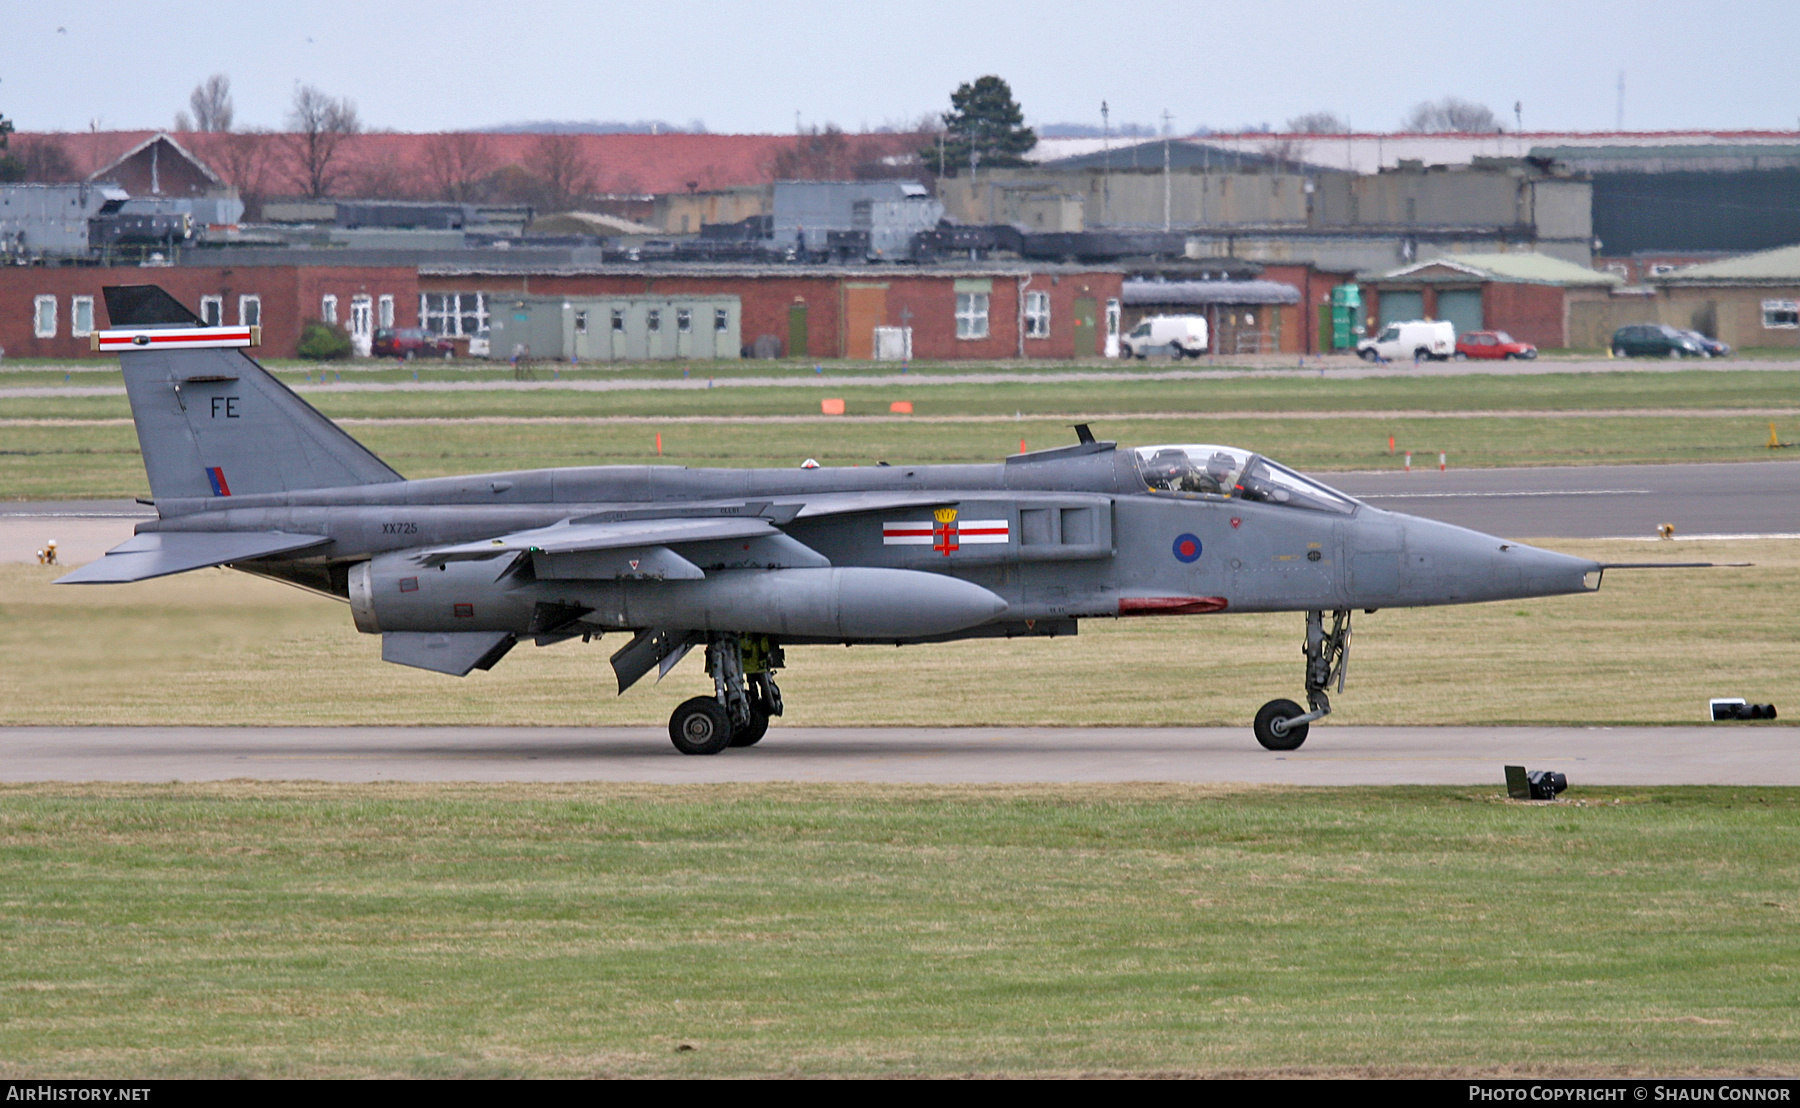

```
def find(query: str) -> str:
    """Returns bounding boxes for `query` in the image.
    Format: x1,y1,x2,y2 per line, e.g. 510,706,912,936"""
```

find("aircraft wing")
56,531,331,584
777,492,959,519
417,516,780,566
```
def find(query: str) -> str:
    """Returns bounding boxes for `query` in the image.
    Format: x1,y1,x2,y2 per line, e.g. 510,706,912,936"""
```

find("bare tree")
285,84,361,198
422,132,496,202
522,132,595,210
195,129,275,218
1284,110,1350,134
771,124,853,180
347,155,411,199
1401,97,1500,133
0,136,77,182
1258,137,1309,170
187,75,234,133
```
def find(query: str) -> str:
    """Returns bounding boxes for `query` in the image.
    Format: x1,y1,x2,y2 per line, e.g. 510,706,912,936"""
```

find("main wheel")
1253,698,1310,751
1612,347,1627,358
1453,351,1468,361
1358,348,1379,363
728,705,770,747
670,696,732,755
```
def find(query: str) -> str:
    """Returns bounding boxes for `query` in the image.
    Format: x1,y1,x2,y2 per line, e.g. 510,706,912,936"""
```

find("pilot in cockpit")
1142,449,1225,494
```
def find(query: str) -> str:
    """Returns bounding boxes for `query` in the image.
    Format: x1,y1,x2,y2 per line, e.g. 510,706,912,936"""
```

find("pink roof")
18,129,924,198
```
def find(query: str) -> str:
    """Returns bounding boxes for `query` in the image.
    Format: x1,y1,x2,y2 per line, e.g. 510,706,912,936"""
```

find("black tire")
728,706,770,747
442,349,454,360
1253,698,1309,751
1413,347,1431,361
1358,348,1379,363
1612,347,1627,358
670,696,732,755
404,349,416,361
1454,351,1468,361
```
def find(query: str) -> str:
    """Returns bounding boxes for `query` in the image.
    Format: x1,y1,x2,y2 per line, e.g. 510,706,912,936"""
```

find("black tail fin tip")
103,286,205,328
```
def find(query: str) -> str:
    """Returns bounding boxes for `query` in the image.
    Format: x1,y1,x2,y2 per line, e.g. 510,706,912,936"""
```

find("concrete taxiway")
2,725,1793,785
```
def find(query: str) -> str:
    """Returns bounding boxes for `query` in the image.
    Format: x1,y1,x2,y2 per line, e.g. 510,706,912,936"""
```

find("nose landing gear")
1253,609,1350,751
667,632,786,755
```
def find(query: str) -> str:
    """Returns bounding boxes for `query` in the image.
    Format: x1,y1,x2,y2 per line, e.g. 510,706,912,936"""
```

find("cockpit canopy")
1132,445,1359,514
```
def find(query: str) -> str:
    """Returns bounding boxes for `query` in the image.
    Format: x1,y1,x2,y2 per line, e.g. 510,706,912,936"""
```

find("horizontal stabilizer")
382,631,517,676
419,516,777,565
55,531,330,584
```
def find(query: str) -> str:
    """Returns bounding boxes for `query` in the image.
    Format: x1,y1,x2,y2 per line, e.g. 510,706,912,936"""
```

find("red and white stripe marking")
93,326,259,352
882,519,1011,546
956,520,1010,544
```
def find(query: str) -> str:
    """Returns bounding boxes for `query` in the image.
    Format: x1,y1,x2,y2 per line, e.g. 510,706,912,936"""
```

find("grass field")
0,537,1790,728
5,361,1796,1078
8,365,1800,420
3,415,1795,499
0,781,1795,1077
6,364,1800,498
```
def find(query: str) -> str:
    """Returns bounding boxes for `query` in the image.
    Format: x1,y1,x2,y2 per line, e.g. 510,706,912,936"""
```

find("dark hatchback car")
1678,329,1732,358
371,327,455,359
1610,324,1705,358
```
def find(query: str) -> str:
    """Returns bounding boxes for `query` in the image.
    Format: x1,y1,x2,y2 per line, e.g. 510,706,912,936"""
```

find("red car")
371,327,455,360
1454,331,1537,360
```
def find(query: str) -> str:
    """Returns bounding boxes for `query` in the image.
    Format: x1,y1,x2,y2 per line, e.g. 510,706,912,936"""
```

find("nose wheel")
1254,609,1350,751
667,632,785,754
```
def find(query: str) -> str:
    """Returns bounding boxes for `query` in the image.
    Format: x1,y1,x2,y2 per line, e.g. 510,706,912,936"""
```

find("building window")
611,309,625,332
239,295,261,328
377,294,394,329
321,294,338,324
647,309,661,333
201,295,223,327
574,310,588,335
33,295,56,338
956,292,989,339
715,308,729,332
1024,291,1050,339
1763,300,1799,329
71,296,95,337
420,292,488,337
677,308,692,333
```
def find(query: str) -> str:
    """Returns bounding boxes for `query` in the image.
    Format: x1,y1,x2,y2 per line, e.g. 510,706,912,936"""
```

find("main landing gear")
1253,609,1350,751
668,632,785,755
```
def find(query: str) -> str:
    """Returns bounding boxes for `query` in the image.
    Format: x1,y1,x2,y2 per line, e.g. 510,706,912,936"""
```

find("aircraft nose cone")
1396,515,1600,604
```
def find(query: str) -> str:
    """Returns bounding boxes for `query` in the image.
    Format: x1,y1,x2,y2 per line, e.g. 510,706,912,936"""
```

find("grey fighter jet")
61,286,1634,753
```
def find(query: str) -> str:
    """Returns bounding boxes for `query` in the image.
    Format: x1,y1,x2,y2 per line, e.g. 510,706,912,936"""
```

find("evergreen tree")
924,76,1035,175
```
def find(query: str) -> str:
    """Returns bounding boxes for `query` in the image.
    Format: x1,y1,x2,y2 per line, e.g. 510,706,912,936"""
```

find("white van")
1120,315,1209,359
1357,319,1455,362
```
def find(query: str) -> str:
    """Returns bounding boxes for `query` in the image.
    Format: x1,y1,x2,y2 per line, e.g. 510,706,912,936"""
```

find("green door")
1378,290,1423,328
1073,297,1098,356
1436,289,1484,337
788,303,809,359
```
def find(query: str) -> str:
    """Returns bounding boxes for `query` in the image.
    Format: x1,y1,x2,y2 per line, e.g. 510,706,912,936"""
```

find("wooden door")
844,285,887,360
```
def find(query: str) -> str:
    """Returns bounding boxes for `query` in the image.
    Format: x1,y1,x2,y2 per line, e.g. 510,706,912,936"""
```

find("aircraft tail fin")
102,286,402,501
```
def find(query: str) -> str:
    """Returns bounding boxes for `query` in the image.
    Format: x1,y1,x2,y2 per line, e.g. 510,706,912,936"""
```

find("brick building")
0,265,419,359
418,264,1126,360
1364,253,1622,349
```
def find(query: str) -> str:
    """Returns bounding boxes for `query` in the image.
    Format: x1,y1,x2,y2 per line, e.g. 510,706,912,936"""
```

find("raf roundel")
1172,533,1203,563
